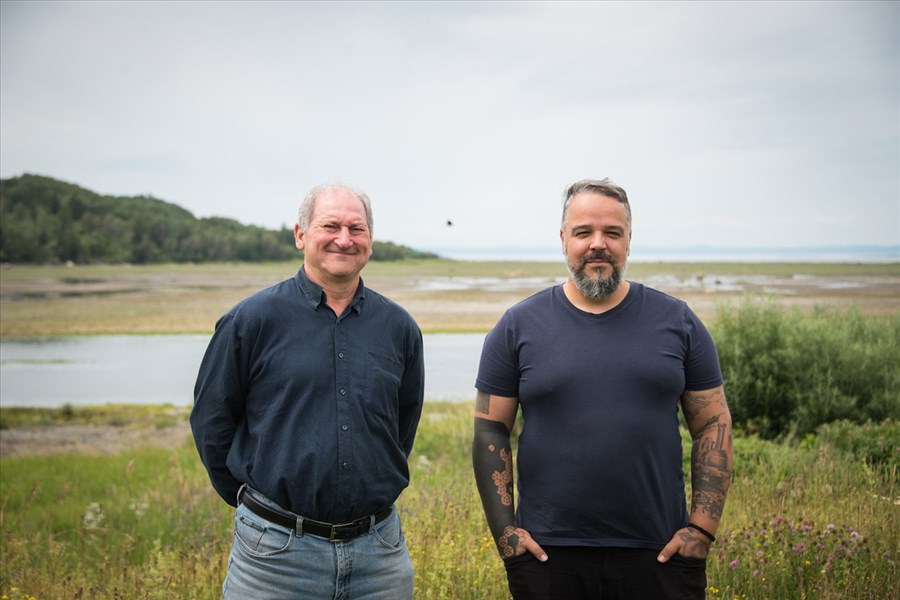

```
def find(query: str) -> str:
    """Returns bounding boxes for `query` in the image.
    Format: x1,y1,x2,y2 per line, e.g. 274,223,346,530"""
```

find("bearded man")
472,178,733,599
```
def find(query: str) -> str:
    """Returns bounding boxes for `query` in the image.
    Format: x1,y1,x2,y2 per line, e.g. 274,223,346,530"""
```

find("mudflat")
2,260,897,456
1,260,897,336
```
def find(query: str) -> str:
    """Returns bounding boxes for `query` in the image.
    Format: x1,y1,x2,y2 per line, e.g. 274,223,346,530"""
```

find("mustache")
579,251,617,267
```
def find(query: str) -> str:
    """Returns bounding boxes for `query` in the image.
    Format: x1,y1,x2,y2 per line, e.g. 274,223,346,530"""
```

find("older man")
192,183,425,599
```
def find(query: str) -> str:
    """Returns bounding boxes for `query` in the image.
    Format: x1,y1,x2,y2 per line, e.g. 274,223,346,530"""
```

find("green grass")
0,403,189,430
1,402,897,599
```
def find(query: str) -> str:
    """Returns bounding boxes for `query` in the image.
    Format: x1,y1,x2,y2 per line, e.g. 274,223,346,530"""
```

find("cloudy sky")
1,1,897,257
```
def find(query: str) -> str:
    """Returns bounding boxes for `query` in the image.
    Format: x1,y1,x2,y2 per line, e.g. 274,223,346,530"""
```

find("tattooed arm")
659,385,733,562
472,390,547,562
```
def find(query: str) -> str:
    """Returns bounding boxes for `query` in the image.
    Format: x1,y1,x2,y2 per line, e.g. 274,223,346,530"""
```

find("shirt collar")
295,266,366,314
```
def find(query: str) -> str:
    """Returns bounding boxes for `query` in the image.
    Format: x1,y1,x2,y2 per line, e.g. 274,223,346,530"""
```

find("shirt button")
342,462,350,470
341,424,349,431
340,388,347,396
338,352,344,359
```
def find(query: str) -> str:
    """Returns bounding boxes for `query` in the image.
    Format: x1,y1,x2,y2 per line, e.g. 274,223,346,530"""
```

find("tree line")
0,174,437,264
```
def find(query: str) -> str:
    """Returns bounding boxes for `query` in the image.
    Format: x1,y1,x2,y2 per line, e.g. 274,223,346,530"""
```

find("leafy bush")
712,299,899,438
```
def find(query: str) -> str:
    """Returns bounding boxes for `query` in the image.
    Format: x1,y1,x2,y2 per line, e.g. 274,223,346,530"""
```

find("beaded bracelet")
688,522,716,543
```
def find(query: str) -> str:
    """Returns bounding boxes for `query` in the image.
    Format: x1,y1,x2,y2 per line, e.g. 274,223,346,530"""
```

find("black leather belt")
238,487,392,541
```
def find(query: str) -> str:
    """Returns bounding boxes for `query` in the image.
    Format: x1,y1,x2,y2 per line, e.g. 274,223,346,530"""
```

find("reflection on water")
0,334,485,408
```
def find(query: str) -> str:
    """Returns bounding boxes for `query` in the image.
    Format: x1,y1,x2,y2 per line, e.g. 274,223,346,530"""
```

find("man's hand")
657,527,711,563
499,525,548,562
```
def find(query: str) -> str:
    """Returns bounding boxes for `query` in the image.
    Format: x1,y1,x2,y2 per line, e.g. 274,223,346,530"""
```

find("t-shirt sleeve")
683,307,724,391
475,312,521,397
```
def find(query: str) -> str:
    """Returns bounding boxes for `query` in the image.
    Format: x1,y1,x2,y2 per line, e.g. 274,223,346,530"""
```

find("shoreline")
2,261,897,457
2,261,899,338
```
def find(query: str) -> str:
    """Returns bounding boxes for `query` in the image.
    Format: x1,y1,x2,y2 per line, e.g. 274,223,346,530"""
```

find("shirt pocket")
365,351,403,417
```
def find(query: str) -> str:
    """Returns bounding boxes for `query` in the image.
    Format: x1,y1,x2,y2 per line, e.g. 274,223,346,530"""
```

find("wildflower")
129,500,149,517
82,502,106,529
729,559,739,568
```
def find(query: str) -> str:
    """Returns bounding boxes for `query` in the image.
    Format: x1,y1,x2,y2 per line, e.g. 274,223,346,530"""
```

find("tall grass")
1,402,897,599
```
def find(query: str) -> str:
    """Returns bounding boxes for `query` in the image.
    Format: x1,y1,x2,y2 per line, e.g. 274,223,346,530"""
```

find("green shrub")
712,300,899,438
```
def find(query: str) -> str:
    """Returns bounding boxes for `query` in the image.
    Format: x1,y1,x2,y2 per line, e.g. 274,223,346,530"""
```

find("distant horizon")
427,244,900,264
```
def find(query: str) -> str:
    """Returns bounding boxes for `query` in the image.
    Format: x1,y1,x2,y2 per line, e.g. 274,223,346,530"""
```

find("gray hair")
297,183,374,235
561,178,631,231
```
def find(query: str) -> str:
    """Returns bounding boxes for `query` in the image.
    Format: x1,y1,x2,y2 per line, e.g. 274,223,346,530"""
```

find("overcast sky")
1,1,897,256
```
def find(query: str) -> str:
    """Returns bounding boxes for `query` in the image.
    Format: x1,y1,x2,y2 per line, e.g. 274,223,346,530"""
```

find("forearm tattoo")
684,389,733,524
492,448,513,506
473,417,520,557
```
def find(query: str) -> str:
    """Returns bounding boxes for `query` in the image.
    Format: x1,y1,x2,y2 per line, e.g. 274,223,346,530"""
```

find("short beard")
568,251,625,300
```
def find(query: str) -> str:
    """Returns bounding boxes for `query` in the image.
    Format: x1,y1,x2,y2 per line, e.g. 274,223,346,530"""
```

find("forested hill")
0,174,437,264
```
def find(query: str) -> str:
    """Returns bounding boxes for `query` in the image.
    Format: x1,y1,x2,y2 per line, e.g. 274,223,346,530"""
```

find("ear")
559,228,565,253
294,224,304,251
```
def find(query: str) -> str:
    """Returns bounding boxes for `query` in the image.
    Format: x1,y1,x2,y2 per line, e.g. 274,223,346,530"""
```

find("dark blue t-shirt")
475,282,723,548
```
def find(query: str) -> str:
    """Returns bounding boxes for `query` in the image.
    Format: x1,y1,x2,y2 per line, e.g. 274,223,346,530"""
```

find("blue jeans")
223,500,413,599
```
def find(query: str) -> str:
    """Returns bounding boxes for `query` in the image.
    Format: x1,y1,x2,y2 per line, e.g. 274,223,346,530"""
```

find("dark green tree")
0,174,438,264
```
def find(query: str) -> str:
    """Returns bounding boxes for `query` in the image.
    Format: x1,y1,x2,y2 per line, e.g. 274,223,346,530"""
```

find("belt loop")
236,483,247,505
295,515,304,537
367,514,376,533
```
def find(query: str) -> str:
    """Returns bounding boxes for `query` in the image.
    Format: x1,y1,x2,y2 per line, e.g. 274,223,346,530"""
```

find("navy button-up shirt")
191,266,425,523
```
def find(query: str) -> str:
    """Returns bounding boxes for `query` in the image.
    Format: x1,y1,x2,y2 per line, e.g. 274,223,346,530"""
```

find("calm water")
0,334,485,408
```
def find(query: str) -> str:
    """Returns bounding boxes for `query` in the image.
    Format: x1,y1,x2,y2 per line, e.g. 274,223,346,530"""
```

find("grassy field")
0,402,897,599
1,260,898,336
1,260,898,598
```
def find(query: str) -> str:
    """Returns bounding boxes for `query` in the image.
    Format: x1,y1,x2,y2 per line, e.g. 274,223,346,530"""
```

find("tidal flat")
1,259,898,336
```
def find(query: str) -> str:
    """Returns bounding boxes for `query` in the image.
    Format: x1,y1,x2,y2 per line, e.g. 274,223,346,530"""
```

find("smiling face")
294,187,373,286
560,192,632,301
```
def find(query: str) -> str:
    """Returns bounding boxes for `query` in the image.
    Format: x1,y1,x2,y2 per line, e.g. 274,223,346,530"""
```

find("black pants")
504,546,707,600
